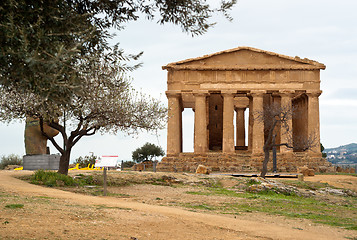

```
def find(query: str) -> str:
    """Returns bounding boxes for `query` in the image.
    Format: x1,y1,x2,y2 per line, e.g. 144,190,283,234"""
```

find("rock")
307,169,315,176
161,175,182,184
246,178,301,196
297,174,304,181
298,166,315,176
132,163,144,171
297,166,309,176
195,165,210,174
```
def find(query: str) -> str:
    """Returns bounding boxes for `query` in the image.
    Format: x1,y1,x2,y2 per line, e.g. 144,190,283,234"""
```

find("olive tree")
0,0,237,175
0,60,167,175
132,142,165,163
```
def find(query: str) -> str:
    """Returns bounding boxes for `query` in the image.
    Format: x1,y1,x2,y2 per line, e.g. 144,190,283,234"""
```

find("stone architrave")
193,90,209,153
222,90,235,153
166,91,182,155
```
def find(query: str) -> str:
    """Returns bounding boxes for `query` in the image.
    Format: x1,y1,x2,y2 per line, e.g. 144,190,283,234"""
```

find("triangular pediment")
163,47,325,70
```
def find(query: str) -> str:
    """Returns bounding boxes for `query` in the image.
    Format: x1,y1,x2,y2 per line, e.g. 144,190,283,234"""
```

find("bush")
122,161,135,168
74,155,97,168
0,154,22,169
31,170,76,187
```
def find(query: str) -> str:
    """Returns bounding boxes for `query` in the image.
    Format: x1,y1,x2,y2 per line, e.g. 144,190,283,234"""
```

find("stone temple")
157,47,329,172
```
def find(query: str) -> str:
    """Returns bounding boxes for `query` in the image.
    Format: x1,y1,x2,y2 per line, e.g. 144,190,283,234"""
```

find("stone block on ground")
195,165,210,174
298,166,315,176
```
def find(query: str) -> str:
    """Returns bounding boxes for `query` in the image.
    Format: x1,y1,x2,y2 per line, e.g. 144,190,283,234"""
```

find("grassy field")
18,170,357,231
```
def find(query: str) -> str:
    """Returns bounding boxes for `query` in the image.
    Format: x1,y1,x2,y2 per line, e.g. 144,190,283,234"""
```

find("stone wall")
157,152,330,173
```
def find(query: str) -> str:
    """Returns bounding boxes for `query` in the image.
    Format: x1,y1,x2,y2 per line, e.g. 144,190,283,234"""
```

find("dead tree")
254,103,317,178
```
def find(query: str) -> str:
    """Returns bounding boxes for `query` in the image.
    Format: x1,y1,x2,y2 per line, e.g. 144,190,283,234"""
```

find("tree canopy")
0,59,167,174
132,142,165,163
1,0,237,107
0,0,237,175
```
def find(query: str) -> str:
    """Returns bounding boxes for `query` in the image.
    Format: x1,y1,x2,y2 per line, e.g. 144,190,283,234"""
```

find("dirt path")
0,171,355,240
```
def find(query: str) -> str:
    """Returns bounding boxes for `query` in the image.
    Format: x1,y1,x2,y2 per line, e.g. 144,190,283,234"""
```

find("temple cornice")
163,64,325,71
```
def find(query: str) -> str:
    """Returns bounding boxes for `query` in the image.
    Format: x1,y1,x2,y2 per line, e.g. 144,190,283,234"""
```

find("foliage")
132,142,165,163
0,154,22,169
5,204,24,209
122,161,136,168
1,61,167,175
0,0,236,113
31,170,76,187
0,0,237,175
74,155,97,168
321,143,327,158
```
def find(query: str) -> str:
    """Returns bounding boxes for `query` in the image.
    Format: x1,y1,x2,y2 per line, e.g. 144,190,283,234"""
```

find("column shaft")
166,91,182,155
236,108,246,147
222,91,235,153
194,91,208,153
250,90,265,154
307,91,322,153
280,90,294,153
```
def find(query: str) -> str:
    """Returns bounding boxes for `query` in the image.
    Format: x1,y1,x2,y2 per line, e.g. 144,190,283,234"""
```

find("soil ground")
0,170,356,240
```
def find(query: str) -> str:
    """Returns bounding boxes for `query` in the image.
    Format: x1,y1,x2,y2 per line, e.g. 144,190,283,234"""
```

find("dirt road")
0,171,355,240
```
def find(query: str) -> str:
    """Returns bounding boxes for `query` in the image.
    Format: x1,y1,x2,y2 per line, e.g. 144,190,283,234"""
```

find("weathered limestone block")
25,117,59,155
132,163,144,171
195,165,210,174
298,166,315,176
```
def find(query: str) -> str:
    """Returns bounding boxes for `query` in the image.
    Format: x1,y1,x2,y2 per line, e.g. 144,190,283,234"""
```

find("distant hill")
324,143,357,164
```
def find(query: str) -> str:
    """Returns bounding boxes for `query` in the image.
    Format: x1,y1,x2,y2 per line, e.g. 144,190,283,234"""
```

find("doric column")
193,90,209,153
166,91,182,155
250,90,265,155
222,90,235,153
306,90,322,154
235,107,246,147
279,90,295,153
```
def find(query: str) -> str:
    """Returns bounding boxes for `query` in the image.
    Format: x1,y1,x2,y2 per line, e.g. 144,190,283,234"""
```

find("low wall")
23,154,60,170
157,152,331,173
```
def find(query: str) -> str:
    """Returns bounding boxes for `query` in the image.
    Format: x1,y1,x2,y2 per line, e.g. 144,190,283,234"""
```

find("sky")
1,0,356,161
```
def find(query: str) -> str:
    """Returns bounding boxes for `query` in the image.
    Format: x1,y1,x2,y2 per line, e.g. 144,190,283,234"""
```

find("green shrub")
122,161,135,168
31,170,76,187
74,155,97,168
0,154,22,169
5,204,24,209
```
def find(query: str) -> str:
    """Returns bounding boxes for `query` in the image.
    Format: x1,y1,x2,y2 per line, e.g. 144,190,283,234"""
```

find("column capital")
165,90,181,98
279,90,295,97
235,106,246,111
306,90,322,98
248,90,266,97
221,90,236,97
192,90,209,97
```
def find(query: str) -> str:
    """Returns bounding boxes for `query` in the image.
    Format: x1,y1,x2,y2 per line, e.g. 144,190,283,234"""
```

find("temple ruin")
157,47,329,172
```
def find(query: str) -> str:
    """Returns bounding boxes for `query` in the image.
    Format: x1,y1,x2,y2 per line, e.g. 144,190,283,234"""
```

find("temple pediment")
163,47,325,71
